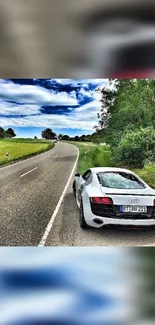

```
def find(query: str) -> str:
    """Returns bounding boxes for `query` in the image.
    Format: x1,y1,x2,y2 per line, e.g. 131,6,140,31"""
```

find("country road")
1,141,155,246
0,142,78,246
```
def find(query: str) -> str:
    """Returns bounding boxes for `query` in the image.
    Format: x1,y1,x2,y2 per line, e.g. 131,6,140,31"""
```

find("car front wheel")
72,180,76,197
79,199,88,229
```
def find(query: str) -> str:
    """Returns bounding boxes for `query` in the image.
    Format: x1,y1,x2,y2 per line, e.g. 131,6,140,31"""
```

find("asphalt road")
1,141,155,246
0,142,78,246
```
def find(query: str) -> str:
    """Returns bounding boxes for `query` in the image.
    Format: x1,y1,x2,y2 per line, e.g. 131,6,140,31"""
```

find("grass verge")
132,164,155,189
69,142,155,189
0,138,54,166
69,142,113,174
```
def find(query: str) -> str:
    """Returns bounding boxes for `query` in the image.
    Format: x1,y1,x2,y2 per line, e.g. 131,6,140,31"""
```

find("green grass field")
70,142,155,189
0,138,54,166
69,141,113,173
132,164,155,189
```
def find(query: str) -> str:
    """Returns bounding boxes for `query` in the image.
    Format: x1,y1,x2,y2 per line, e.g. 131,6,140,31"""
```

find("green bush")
132,163,155,189
94,149,113,167
113,127,155,167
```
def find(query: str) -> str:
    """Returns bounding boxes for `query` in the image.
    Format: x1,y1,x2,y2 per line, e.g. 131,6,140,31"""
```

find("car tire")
72,180,76,197
79,199,88,229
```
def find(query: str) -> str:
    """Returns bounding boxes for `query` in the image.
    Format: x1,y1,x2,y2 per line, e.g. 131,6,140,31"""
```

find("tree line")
57,132,101,144
41,128,101,144
0,127,16,138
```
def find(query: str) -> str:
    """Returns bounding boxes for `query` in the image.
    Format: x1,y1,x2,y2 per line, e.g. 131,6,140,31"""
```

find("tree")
93,136,101,146
58,134,63,140
74,136,80,142
41,128,56,140
34,136,38,139
81,135,86,142
97,79,155,148
61,135,70,141
6,128,16,138
0,127,5,138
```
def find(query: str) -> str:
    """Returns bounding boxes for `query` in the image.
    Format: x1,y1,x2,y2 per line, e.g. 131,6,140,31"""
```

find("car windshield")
97,172,146,189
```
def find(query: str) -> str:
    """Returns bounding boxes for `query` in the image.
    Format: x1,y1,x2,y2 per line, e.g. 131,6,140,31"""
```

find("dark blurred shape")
1,268,70,290
1,0,155,77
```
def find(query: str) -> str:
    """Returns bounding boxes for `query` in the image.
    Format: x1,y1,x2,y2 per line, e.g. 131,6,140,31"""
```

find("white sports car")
72,167,155,229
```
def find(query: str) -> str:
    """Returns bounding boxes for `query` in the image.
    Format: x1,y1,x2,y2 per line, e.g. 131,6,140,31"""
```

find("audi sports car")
72,167,155,229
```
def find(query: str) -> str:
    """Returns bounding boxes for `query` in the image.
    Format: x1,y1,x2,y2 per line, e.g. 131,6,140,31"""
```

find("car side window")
86,173,93,185
82,170,91,181
82,170,92,185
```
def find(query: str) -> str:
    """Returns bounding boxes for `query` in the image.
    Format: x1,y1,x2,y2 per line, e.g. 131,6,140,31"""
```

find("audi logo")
129,199,139,204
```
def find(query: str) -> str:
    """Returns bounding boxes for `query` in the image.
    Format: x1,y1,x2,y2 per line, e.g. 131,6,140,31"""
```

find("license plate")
120,206,147,213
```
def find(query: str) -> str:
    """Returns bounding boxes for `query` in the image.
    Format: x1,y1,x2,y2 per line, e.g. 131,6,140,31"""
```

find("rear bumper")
85,202,155,228
86,213,155,228
84,206,155,228
96,216,155,227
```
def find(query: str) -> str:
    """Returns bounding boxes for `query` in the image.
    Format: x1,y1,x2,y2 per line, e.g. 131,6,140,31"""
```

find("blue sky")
0,79,109,137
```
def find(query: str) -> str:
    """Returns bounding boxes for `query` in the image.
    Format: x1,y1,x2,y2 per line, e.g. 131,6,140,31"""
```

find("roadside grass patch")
69,141,155,189
131,163,155,189
68,142,112,174
0,138,54,166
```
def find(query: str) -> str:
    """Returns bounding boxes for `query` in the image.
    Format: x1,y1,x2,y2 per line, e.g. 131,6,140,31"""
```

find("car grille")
90,203,155,220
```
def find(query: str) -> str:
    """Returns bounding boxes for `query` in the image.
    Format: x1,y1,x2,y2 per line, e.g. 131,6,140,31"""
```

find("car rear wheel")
79,199,88,229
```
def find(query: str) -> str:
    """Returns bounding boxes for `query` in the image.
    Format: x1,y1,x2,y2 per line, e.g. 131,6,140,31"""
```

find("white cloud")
0,79,108,132
0,99,100,130
54,79,108,88
0,102,40,116
0,80,78,106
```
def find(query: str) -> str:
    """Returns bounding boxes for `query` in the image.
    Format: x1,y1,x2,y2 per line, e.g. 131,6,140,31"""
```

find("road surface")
1,141,155,246
0,142,78,245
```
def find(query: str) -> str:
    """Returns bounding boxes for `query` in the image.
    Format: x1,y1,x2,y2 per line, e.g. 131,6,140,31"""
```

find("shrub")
113,127,155,167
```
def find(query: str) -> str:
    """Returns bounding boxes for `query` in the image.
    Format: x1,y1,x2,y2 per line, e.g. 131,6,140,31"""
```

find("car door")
77,170,92,202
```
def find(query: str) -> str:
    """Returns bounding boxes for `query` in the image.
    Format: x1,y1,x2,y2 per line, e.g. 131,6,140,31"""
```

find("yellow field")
0,139,54,165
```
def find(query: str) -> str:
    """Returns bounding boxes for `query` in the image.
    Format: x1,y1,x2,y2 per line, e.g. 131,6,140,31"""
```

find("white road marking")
54,155,58,158
20,167,38,178
38,147,79,246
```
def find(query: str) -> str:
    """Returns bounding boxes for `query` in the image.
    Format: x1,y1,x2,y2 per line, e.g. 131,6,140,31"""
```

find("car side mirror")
75,173,80,177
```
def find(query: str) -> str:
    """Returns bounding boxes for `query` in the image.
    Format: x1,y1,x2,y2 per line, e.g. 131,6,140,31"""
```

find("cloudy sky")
0,79,109,138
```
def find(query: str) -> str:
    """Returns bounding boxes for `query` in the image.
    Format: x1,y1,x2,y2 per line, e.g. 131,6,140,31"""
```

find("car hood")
100,186,155,196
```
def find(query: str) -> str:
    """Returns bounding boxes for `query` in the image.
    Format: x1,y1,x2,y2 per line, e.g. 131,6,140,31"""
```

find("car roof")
90,167,134,174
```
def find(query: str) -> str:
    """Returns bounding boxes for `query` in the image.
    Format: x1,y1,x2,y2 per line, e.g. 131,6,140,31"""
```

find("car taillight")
91,197,113,205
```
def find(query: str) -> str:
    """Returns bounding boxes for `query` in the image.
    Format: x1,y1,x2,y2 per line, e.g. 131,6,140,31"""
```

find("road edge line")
38,146,79,246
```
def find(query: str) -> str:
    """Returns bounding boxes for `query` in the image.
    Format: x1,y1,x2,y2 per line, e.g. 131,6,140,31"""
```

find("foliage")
0,127,6,138
60,134,70,141
96,79,155,166
132,163,155,189
113,127,155,167
59,130,106,144
41,128,57,140
6,128,16,138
